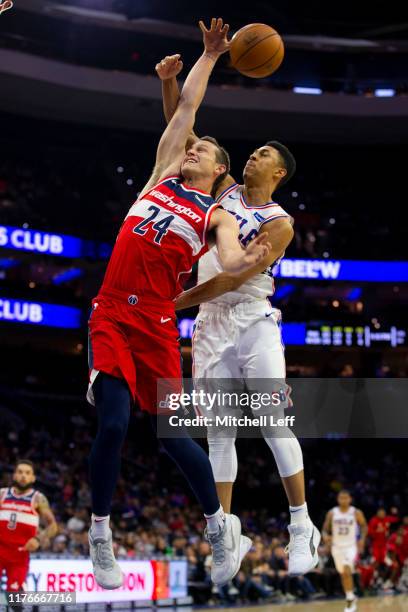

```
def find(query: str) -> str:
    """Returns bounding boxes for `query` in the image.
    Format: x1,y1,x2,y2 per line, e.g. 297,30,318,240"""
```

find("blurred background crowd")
1,396,408,604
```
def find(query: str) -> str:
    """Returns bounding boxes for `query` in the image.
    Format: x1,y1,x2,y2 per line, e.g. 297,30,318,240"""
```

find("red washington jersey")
0,487,40,551
101,175,219,302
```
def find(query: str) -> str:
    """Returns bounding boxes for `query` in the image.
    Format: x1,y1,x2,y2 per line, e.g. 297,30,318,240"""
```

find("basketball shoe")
345,596,358,612
286,520,321,575
88,527,123,589
205,513,243,585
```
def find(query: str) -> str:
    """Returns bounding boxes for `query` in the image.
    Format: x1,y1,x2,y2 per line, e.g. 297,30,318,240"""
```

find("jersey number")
338,526,350,536
7,512,17,530
133,205,175,244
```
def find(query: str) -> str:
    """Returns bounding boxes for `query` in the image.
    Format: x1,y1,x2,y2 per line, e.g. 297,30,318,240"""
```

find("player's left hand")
199,18,230,58
155,54,183,80
242,232,271,267
19,537,40,552
358,540,365,554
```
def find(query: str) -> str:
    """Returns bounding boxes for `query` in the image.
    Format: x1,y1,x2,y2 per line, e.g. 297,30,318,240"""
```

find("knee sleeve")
262,429,304,478
207,428,238,482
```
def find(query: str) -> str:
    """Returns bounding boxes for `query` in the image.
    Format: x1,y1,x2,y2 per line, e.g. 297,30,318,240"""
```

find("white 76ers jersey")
332,506,358,548
198,183,290,304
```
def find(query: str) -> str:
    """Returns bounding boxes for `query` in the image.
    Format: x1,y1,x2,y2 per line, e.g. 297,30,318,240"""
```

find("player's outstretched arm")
156,52,237,200
209,208,271,275
156,55,188,128
139,18,230,199
175,217,293,310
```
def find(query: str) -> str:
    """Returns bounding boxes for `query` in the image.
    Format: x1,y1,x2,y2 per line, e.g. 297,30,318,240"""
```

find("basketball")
230,23,284,78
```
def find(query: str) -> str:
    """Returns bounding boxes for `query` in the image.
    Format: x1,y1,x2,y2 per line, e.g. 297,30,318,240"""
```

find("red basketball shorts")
87,289,182,414
372,543,387,564
0,547,29,591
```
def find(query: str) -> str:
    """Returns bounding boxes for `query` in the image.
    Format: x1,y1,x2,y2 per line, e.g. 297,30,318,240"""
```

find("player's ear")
276,167,287,182
215,163,227,178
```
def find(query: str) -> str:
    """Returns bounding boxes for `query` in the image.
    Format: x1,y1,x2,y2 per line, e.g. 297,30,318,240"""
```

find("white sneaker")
205,513,242,585
240,535,252,563
88,528,124,589
286,520,320,575
344,597,358,612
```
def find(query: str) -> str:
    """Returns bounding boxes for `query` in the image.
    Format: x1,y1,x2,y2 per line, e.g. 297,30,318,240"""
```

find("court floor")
212,595,408,611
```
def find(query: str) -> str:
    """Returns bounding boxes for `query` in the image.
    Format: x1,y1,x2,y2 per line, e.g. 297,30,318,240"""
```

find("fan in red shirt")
388,526,408,566
368,508,399,565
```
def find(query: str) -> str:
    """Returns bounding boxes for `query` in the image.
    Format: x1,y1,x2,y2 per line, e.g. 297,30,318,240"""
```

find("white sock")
91,514,110,539
346,591,355,601
204,506,225,534
289,502,309,524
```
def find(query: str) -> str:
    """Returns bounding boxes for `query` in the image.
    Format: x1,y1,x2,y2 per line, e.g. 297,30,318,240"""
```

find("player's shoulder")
33,490,47,505
216,182,242,203
257,200,292,224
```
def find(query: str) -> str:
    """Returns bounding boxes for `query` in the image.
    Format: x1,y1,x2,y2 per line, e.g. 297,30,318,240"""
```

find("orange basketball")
230,23,284,78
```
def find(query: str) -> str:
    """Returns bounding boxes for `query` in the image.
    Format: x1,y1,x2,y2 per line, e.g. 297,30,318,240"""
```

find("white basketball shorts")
331,545,358,573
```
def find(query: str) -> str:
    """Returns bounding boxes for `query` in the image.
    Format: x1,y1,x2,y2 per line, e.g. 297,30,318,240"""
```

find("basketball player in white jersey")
157,54,320,576
322,490,367,612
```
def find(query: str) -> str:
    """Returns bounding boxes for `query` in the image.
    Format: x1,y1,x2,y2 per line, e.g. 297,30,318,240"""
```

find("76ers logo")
0,0,13,14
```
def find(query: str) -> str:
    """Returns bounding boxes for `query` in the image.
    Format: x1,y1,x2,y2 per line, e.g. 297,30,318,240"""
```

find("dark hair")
15,459,35,472
338,489,351,496
265,140,296,187
200,136,231,196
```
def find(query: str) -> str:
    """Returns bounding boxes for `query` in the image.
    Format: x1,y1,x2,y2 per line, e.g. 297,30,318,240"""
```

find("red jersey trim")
240,190,280,210
259,214,290,229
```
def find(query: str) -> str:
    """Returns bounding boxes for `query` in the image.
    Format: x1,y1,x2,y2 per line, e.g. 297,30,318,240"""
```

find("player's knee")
262,431,304,477
100,418,128,442
208,435,237,482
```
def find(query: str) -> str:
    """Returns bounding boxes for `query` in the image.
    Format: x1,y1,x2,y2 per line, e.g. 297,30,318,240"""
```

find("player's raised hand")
155,54,183,80
199,18,230,58
241,232,271,267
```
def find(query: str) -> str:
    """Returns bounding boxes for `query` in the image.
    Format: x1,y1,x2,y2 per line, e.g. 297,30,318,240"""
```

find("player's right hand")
155,54,183,80
199,18,230,58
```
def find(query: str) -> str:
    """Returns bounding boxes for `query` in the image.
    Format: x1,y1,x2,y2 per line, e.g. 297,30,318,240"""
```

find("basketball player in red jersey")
0,460,57,592
368,508,399,573
87,18,270,590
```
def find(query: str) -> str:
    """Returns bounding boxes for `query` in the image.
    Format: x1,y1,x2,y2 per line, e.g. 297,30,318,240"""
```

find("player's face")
377,508,386,518
243,145,286,185
338,492,351,508
13,464,35,490
181,140,224,185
